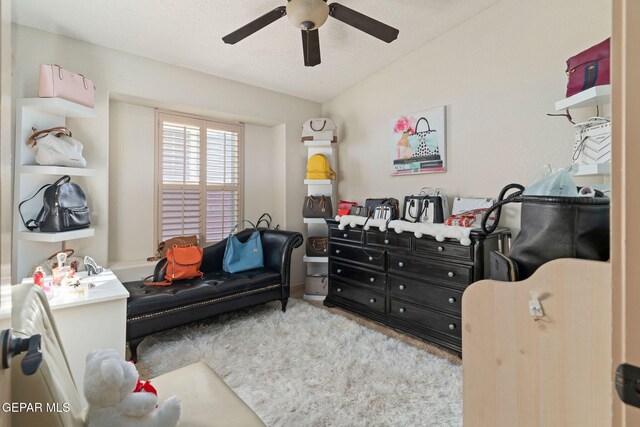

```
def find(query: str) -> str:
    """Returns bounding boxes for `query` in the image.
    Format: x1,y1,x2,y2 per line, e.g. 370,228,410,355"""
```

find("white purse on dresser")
27,126,87,168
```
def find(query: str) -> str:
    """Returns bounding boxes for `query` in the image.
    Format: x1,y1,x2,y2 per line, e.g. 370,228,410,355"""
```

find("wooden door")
611,0,640,425
0,0,11,425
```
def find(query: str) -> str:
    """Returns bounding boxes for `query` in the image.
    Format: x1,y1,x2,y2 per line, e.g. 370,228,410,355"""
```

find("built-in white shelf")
19,97,97,118
303,256,328,263
572,163,611,177
303,140,333,147
303,294,326,301
18,227,95,243
21,165,96,177
555,85,611,111
304,218,328,224
304,179,333,185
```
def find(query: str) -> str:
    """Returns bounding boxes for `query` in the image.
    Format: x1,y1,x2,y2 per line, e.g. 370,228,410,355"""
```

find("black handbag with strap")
19,175,91,232
364,198,400,219
481,183,610,280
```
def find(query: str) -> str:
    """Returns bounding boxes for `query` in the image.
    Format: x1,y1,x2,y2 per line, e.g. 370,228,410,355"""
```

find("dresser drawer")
388,275,463,315
388,299,461,339
331,281,386,314
331,262,386,289
414,239,473,262
366,232,412,250
387,253,472,288
330,227,363,243
330,242,385,270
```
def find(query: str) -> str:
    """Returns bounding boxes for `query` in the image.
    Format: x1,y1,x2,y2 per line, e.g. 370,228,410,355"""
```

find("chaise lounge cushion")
126,268,282,317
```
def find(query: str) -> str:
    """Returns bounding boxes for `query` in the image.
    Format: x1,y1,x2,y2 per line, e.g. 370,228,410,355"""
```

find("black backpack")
19,175,91,233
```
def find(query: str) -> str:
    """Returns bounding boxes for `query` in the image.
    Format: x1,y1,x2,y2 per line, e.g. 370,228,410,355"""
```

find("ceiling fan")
222,0,400,67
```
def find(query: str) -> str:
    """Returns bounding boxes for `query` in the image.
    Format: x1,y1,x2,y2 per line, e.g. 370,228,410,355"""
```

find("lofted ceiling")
13,0,499,102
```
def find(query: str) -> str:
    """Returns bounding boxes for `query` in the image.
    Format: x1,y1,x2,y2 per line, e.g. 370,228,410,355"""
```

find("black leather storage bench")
123,229,303,361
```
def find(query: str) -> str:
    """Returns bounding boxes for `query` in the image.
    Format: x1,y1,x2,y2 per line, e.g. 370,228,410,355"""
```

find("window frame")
154,110,244,248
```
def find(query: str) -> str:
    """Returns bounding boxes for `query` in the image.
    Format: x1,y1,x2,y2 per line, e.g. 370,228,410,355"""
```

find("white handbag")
27,126,87,168
573,117,611,165
301,118,337,143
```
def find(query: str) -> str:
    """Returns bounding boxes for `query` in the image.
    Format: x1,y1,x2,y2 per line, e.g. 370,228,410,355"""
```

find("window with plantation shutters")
157,112,243,247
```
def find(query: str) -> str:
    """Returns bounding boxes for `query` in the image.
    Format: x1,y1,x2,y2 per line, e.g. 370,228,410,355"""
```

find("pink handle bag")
38,64,95,108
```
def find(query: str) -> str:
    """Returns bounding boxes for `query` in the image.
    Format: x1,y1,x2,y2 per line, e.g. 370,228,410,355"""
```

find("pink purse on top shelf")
38,64,95,108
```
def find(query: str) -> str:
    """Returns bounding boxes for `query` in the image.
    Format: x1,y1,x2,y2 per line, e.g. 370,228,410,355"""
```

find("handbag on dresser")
303,195,333,218
306,237,328,257
364,198,400,219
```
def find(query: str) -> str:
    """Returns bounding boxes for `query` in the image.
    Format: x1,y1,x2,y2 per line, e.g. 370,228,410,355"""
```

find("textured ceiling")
12,0,499,102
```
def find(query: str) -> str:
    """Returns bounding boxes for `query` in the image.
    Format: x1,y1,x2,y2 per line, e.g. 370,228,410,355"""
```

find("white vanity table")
21,270,129,403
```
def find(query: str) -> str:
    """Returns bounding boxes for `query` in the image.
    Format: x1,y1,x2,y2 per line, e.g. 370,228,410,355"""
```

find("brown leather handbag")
148,235,198,261
303,195,333,218
306,237,328,257
144,244,204,286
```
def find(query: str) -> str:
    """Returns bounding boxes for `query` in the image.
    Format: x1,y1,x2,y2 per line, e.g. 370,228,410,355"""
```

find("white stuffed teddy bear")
84,349,181,427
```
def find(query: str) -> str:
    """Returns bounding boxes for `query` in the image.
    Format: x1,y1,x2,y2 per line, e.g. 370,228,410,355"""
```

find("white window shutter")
158,113,243,246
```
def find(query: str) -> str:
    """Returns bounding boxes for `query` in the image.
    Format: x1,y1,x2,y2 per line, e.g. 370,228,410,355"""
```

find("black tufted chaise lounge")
123,229,303,361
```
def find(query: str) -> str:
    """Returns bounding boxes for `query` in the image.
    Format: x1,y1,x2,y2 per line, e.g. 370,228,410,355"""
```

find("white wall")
13,25,321,284
108,102,155,263
322,0,611,232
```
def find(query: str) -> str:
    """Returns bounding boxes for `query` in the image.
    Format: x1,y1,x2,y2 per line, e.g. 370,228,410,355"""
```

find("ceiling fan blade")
302,29,321,67
222,6,287,44
329,3,399,43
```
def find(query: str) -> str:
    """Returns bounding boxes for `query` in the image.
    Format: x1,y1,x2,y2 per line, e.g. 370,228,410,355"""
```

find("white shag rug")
139,299,462,427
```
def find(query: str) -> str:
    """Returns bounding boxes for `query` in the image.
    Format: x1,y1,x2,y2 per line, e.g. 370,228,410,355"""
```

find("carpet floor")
136,299,462,427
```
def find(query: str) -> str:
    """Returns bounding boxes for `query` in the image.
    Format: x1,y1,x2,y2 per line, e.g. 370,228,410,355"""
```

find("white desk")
22,270,129,404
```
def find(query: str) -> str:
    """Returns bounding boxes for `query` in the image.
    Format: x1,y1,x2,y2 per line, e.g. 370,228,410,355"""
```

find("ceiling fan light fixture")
286,0,329,30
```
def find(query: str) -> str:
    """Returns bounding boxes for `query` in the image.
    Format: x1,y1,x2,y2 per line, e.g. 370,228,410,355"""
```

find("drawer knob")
343,233,348,238
399,307,406,313
369,277,376,283
384,239,390,244
447,271,455,278
449,323,457,330
398,262,404,268
448,297,456,304
369,298,376,304
336,287,342,293
335,249,341,254
368,256,373,261
437,246,445,252
336,269,342,274
399,284,406,290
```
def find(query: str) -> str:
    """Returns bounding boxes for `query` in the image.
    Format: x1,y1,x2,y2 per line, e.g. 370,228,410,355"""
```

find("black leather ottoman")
123,229,303,361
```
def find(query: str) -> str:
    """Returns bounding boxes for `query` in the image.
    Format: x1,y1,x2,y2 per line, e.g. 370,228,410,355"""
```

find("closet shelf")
303,256,328,263
21,165,96,177
304,179,333,185
303,294,326,301
303,140,333,146
19,97,97,118
572,163,611,177
555,85,611,111
18,228,95,243
303,218,329,224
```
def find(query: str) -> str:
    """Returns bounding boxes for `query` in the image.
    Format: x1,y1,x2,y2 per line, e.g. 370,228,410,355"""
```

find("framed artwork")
390,106,446,176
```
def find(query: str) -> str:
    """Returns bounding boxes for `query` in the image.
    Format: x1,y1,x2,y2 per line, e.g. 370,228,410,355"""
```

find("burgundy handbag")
565,38,610,97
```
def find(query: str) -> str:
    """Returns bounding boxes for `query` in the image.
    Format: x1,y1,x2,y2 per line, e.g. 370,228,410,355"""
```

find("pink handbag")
565,38,610,97
38,64,95,108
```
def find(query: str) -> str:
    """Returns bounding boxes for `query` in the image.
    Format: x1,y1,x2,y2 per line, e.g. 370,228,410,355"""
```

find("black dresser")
323,219,509,355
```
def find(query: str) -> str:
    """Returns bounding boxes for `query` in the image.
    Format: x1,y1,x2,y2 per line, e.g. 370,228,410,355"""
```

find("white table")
22,270,129,404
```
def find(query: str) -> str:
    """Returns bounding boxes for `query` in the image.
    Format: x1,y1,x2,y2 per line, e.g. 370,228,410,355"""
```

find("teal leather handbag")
223,220,264,273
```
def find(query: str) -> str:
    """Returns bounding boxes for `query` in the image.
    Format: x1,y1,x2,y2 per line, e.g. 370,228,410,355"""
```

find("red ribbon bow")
133,379,157,396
